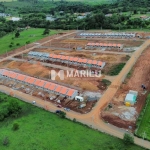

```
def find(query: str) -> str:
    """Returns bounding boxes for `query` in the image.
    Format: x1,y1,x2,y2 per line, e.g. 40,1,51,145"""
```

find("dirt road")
0,32,150,149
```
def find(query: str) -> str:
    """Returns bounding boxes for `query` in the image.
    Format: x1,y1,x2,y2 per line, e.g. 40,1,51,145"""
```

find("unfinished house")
66,89,78,100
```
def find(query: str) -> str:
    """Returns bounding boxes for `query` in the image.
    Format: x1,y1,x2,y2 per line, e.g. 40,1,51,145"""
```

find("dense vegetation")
0,0,149,37
0,92,146,150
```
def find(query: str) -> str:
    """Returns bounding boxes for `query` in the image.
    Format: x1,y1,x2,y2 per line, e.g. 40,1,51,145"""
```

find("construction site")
0,30,150,121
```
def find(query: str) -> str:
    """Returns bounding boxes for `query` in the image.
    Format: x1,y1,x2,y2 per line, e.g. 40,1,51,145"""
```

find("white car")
64,108,70,111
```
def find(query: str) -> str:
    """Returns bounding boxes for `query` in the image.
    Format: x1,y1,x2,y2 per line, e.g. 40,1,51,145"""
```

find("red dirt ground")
102,46,150,129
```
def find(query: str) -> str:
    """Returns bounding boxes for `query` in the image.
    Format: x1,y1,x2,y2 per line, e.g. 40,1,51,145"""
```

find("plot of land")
102,46,150,129
0,28,57,55
0,93,145,150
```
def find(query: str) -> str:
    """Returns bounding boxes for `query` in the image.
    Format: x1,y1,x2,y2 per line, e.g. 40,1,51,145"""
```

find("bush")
123,133,134,145
12,123,19,131
73,118,76,122
58,111,66,118
0,113,4,121
2,137,9,146
9,44,12,48
16,43,20,46
102,79,111,86
26,41,30,44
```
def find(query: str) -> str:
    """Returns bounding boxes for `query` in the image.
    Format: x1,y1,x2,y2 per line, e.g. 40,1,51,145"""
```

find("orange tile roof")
66,89,75,96
56,55,61,59
77,58,83,63
69,57,74,61
49,54,54,57
44,82,51,89
92,60,98,65
17,74,26,81
10,72,18,79
60,56,66,60
37,80,46,87
60,87,69,95
33,79,41,86
97,61,103,66
87,60,93,64
73,57,79,61
48,83,57,91
82,59,88,63
26,77,36,84
51,54,57,58
3,70,10,76
55,85,62,92
65,56,70,60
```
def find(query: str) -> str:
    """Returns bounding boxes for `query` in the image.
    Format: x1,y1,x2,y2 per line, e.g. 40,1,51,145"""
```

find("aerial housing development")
0,0,150,149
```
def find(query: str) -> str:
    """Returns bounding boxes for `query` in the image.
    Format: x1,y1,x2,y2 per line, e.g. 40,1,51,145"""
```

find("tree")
123,133,134,145
7,100,22,118
42,28,50,35
12,123,19,131
15,31,20,38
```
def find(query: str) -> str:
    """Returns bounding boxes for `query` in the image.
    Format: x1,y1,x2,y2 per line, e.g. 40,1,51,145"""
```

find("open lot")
102,46,150,130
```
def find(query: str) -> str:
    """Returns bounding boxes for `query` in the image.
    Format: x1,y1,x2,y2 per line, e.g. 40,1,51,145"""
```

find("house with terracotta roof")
48,83,57,93
37,80,46,89
51,54,58,62
96,61,106,69
66,89,78,100
68,56,74,65
17,74,27,83
81,58,88,67
54,85,63,95
59,87,69,97
49,54,54,61
60,55,66,63
25,77,36,86
72,57,79,65
64,56,70,64
43,82,51,91
91,60,98,68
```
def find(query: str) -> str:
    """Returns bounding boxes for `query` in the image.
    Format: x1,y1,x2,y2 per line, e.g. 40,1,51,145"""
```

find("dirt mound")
101,113,136,130
7,61,50,77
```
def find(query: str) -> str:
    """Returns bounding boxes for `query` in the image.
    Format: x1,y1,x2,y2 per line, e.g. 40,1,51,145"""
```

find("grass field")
0,92,146,150
107,63,126,76
136,94,150,141
0,28,57,55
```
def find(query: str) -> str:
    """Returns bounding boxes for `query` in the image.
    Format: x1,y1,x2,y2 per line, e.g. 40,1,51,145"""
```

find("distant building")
10,17,21,21
0,13,10,17
105,14,112,17
46,16,56,21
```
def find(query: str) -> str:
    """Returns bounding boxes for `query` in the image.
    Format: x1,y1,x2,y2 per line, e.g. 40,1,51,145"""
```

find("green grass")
107,63,126,76
102,79,111,86
0,28,58,55
0,92,146,150
136,94,150,141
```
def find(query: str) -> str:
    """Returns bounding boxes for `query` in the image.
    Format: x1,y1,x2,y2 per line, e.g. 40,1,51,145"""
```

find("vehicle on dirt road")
57,104,62,108
64,107,70,111
55,110,62,114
